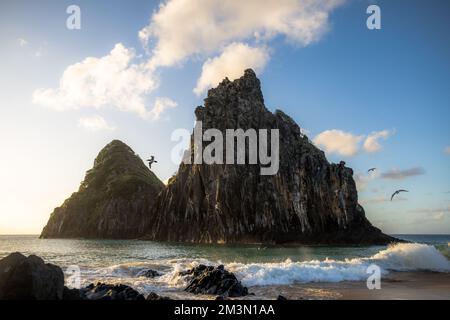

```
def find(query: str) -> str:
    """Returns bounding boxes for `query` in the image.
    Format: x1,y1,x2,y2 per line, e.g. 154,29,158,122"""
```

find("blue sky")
0,0,449,234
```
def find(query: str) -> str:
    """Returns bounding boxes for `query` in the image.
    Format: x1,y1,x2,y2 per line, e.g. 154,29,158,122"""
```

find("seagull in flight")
146,156,158,169
367,168,376,173
391,189,408,201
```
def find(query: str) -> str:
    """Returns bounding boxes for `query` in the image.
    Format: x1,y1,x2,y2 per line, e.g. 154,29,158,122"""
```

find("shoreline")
241,271,450,300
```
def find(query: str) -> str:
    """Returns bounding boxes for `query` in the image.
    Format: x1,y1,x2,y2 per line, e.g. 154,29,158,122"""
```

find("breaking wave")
228,243,450,286
78,243,450,291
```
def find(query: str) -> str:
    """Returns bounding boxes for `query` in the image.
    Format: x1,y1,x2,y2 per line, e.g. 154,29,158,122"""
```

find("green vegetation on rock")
40,140,164,239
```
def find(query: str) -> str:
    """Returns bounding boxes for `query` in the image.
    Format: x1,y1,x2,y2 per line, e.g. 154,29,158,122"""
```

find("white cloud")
433,212,445,221
140,0,344,68
381,167,426,180
194,42,270,95
33,0,344,119
359,196,389,205
313,128,393,157
354,170,379,191
78,115,115,131
32,43,166,120
34,47,44,58
313,130,363,157
17,38,28,47
148,97,178,120
363,130,393,153
444,146,450,154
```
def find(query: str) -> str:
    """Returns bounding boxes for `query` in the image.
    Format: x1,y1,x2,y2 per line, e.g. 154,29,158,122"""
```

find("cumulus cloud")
33,0,344,120
313,130,363,157
194,42,270,95
148,97,178,120
32,43,175,120
381,167,426,180
17,38,28,47
140,0,344,68
363,130,393,153
354,170,379,191
408,206,450,225
78,115,115,132
313,128,394,157
433,212,445,221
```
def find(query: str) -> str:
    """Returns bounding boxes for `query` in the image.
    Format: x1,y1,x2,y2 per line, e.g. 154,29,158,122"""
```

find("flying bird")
391,189,408,201
367,168,376,173
146,156,158,169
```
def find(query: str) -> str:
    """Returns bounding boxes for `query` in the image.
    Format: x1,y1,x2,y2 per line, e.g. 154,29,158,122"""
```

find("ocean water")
0,234,449,298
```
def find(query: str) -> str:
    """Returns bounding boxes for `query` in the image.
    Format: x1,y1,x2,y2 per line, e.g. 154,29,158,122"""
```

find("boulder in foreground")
0,252,64,300
181,264,248,297
79,282,145,300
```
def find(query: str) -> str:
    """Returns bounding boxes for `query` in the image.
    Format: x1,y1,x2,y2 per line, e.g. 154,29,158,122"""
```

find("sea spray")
370,243,450,272
225,243,450,286
65,243,450,293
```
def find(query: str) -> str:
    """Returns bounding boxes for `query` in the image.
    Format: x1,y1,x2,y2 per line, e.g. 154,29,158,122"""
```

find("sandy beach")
245,272,450,300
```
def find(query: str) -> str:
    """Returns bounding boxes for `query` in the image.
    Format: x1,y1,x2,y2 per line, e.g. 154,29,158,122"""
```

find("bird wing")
391,190,400,201
391,189,409,201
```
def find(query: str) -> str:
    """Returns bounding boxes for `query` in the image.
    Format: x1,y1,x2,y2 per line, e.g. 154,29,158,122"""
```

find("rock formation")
147,69,396,245
146,292,172,300
136,269,162,278
76,282,145,300
0,252,64,300
40,140,164,239
180,264,248,297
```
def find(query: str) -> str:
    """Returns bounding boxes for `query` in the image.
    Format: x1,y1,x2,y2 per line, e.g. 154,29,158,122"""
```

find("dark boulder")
136,269,161,278
181,265,248,297
63,286,86,300
146,292,172,300
80,282,145,300
0,252,64,300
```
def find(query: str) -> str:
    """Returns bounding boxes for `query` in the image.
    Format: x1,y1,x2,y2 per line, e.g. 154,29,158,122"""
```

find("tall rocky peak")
147,69,396,245
196,69,267,131
40,140,164,239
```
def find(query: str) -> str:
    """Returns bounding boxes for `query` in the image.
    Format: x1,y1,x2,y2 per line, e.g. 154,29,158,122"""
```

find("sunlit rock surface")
146,69,395,245
40,140,164,239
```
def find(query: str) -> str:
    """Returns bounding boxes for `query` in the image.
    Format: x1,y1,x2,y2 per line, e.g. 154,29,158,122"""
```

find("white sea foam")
78,243,450,291
370,243,450,272
226,243,450,286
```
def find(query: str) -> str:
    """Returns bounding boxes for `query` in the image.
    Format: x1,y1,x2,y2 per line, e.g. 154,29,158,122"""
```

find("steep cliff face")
40,140,164,239
147,69,395,245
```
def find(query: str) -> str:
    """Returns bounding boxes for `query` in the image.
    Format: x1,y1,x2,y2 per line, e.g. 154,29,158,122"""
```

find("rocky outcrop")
40,140,164,239
180,264,248,297
0,253,149,300
136,269,162,278
147,69,396,245
0,252,64,300
78,282,145,300
146,292,172,300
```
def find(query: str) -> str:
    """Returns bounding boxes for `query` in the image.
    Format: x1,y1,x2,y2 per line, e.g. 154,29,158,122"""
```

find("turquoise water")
0,234,449,297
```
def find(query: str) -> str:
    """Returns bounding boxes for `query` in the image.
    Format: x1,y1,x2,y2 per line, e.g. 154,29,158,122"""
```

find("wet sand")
245,272,450,300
